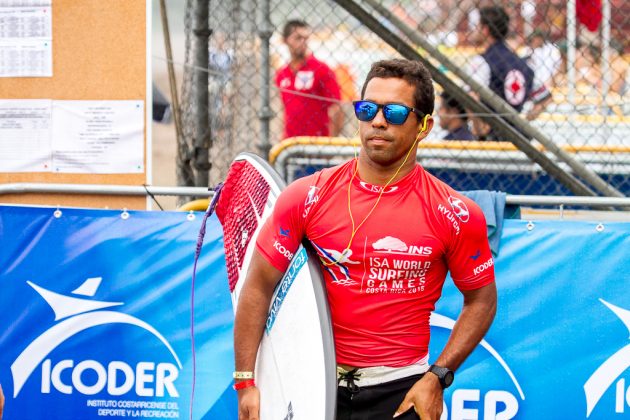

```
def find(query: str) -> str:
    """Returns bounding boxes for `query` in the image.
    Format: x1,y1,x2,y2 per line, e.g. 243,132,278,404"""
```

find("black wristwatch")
428,364,455,389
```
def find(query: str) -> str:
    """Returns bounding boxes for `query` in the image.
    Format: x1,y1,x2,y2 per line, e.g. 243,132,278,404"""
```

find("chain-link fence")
168,0,629,197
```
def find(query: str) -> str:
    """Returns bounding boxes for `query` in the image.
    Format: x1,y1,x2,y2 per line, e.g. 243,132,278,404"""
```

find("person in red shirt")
234,59,497,420
275,20,344,140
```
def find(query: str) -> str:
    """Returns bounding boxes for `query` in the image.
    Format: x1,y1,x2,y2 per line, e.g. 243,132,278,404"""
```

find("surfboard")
215,152,336,420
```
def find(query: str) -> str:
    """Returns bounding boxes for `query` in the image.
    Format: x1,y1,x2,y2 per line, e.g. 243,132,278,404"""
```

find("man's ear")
418,114,430,133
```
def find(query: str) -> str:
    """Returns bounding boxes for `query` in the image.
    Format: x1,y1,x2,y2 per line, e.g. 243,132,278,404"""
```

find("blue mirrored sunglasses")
353,100,424,125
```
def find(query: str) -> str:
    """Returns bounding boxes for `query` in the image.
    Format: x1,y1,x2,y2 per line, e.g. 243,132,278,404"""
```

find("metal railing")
2,183,630,210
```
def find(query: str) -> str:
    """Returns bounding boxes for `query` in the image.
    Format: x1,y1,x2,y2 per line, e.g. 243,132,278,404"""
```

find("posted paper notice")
52,100,144,173
0,2,53,77
0,99,52,172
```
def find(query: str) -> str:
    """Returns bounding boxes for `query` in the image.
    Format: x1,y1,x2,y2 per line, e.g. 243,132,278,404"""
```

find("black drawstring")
338,368,362,393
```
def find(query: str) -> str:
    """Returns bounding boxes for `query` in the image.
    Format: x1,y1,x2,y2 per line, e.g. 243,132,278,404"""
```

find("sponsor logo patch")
359,182,399,194
266,249,307,333
437,203,461,235
274,241,294,261
473,257,494,276
448,196,470,223
303,186,320,218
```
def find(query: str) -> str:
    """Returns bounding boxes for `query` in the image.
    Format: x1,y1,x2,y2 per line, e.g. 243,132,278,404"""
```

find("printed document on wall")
0,99,52,172
51,100,144,173
0,1,53,77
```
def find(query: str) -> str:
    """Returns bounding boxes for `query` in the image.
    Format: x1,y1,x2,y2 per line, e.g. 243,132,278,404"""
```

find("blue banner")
1,206,629,419
0,205,237,420
431,219,630,419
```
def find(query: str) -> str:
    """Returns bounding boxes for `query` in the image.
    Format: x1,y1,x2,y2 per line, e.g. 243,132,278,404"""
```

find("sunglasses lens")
383,104,410,125
354,101,378,121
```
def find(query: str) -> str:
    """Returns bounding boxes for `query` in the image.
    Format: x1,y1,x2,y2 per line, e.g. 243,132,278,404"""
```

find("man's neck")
484,38,499,50
289,54,308,71
356,150,416,186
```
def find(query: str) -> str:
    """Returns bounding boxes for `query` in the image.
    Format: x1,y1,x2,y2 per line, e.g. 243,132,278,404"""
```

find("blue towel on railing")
460,190,507,257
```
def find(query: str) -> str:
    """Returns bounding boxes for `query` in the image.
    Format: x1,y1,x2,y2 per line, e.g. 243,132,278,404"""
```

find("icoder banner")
432,218,630,419
0,205,236,419
0,205,628,419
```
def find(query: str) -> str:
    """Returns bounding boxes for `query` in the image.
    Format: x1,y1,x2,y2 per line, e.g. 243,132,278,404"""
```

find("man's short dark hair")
360,59,435,116
440,91,467,121
479,6,510,41
282,19,309,39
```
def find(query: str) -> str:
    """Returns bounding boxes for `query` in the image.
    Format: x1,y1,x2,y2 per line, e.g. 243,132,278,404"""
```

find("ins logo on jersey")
372,236,432,256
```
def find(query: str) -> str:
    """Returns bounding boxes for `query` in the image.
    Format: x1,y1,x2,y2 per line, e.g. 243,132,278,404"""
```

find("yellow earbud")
418,114,430,133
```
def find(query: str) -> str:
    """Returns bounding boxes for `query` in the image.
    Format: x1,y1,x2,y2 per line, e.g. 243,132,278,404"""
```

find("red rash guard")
275,54,341,139
256,160,495,367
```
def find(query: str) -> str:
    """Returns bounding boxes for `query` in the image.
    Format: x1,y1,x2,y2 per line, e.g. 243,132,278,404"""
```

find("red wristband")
233,379,256,391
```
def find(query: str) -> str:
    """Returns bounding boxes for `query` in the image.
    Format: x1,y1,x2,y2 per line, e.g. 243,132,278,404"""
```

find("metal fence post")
193,0,211,186
258,0,274,160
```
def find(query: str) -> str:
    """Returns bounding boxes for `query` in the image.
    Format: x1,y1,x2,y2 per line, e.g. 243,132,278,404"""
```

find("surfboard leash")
189,182,223,420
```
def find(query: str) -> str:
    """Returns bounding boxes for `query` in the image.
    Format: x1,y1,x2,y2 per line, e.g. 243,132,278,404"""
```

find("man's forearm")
526,94,552,121
434,282,497,370
234,283,275,372
234,252,284,372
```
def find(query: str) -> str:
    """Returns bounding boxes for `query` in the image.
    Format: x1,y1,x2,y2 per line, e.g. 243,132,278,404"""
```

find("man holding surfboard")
232,59,497,419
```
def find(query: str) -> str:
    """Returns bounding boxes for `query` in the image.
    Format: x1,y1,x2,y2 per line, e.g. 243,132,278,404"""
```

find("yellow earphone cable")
322,116,428,266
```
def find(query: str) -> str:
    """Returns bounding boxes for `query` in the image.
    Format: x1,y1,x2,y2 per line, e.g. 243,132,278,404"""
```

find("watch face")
444,371,454,387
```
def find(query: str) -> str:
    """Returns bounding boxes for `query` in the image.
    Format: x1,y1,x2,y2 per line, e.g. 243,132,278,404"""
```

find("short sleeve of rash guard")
255,177,311,273
445,198,496,291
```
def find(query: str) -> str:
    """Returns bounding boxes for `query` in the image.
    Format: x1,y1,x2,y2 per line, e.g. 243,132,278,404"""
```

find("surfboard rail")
216,152,336,420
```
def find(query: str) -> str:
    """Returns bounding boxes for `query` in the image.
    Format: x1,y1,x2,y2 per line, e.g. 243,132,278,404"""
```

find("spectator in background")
467,6,542,138
522,30,558,120
438,91,474,140
574,40,629,97
524,30,562,88
208,32,235,129
552,38,576,89
610,39,629,96
275,20,344,140
576,42,602,88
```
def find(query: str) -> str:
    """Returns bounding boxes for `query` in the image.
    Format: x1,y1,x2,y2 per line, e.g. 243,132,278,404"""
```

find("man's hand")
394,374,443,419
237,386,261,420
